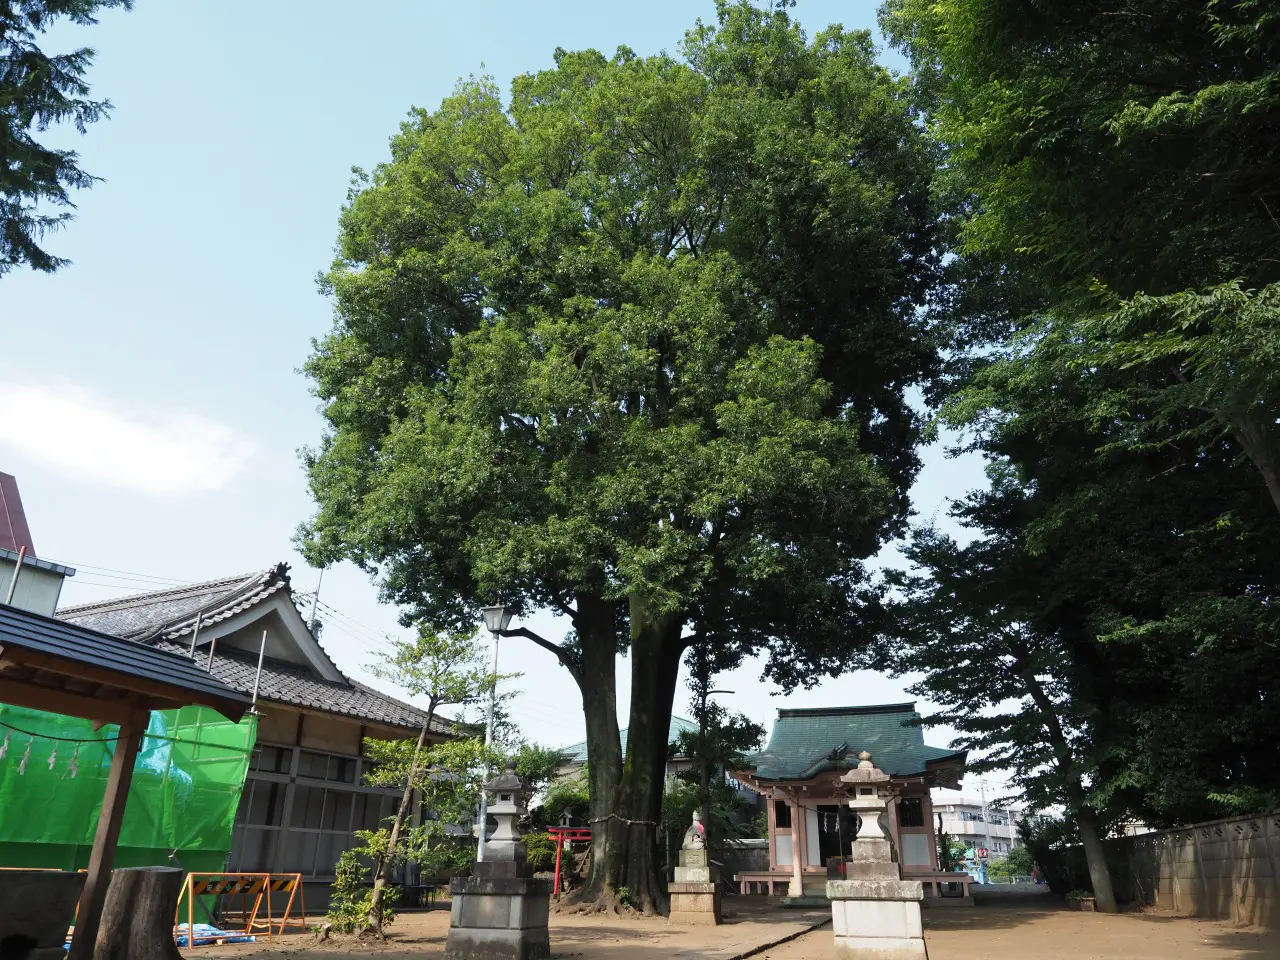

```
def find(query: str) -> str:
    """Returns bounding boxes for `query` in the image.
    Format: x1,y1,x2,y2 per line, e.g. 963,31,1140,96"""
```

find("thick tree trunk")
575,594,623,901
1077,807,1118,914
1010,638,1118,912
1233,417,1280,519
593,597,684,915
369,706,434,937
94,867,183,960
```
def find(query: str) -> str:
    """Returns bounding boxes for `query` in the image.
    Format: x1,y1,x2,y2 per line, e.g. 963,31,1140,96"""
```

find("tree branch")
501,626,582,679
547,595,578,623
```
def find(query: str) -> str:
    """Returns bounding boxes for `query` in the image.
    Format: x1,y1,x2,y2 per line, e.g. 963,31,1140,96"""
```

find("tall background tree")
881,0,1280,509
882,0,1280,910
676,641,765,853
299,1,940,912
1,0,130,274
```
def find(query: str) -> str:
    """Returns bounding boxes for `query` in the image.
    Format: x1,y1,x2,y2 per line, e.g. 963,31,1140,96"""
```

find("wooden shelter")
0,601,252,959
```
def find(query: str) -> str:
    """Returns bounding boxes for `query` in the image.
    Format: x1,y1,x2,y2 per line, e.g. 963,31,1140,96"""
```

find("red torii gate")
547,826,593,897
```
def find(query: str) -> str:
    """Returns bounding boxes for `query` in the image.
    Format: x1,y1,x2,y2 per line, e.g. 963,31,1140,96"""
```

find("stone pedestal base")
669,881,723,925
446,876,551,960
668,848,721,925
828,879,925,960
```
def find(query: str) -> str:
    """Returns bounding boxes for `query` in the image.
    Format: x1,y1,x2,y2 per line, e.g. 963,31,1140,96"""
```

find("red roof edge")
0,473,36,557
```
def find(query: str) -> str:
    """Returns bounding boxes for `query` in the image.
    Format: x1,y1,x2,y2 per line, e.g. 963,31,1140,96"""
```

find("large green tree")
882,0,1280,512
300,2,939,912
887,330,1280,912
1,0,130,275
879,0,1280,886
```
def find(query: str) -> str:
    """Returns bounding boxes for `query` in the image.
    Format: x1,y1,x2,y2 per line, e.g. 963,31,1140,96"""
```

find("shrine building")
730,702,967,900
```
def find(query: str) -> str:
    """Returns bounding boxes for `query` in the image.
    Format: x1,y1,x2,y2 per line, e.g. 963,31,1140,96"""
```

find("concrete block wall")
1115,811,1280,928
720,838,769,879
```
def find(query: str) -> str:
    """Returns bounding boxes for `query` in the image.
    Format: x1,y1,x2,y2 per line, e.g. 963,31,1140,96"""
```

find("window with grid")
897,797,925,828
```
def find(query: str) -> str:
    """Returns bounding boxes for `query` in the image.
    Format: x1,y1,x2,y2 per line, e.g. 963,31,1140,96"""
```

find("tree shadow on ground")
1202,928,1280,958
923,887,1062,932
719,900,829,927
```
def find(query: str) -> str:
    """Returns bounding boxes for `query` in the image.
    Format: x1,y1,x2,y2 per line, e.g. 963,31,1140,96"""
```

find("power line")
63,577,168,592
312,600,401,651
70,565,196,586
56,559,200,587
318,618,396,655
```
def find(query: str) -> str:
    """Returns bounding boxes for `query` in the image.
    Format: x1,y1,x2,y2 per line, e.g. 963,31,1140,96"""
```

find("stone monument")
0,869,86,960
445,764,551,960
826,752,925,959
668,809,722,925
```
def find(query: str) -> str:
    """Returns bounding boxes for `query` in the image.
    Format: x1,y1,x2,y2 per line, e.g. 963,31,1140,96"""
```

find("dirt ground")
180,888,1280,960
762,888,1280,960
179,901,828,960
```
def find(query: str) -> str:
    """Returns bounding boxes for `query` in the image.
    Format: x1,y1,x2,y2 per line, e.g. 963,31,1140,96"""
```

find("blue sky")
0,1,991,780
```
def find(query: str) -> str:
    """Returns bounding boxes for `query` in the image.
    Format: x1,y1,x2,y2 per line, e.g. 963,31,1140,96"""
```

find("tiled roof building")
60,564,451,735
58,563,454,901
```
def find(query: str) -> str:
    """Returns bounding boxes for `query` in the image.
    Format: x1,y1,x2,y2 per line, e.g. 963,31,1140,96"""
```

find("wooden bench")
734,871,793,895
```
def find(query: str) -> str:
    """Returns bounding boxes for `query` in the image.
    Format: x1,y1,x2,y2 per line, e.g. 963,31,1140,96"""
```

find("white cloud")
0,381,254,496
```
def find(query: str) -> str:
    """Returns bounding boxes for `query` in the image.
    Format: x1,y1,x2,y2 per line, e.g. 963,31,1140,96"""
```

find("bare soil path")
759,888,1279,960
180,901,829,960
180,889,1279,960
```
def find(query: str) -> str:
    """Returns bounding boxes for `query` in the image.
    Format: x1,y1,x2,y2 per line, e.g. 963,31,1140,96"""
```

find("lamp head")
481,604,513,634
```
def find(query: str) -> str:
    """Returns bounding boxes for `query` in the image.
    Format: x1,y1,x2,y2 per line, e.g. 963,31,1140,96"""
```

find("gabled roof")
740,703,965,782
58,565,295,642
0,602,250,723
561,715,698,765
58,564,451,735
155,639,453,732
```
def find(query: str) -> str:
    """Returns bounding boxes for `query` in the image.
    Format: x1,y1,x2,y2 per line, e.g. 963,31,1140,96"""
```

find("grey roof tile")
155,640,453,733
59,570,276,640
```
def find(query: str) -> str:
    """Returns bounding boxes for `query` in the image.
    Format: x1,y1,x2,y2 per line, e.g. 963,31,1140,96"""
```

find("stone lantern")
445,764,550,960
826,752,925,960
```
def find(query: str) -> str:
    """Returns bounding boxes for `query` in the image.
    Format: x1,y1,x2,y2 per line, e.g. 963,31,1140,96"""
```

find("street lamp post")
476,605,514,862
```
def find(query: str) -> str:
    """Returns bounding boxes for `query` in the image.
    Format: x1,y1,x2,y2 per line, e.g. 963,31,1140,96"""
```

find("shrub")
325,832,399,935
523,831,558,872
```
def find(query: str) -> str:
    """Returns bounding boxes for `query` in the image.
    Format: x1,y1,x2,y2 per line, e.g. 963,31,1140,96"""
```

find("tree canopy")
300,0,940,912
0,0,130,275
882,0,1280,911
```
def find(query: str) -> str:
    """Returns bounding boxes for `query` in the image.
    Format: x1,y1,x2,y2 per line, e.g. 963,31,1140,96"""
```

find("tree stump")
93,867,184,960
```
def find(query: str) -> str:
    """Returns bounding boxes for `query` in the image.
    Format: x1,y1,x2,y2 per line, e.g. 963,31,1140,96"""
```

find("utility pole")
307,568,324,635
979,779,992,861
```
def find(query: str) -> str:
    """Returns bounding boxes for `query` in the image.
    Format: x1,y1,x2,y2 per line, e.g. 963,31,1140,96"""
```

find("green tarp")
0,702,256,873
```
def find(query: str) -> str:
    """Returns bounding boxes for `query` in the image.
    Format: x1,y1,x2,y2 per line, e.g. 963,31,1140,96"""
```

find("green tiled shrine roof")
742,702,965,781
561,715,698,765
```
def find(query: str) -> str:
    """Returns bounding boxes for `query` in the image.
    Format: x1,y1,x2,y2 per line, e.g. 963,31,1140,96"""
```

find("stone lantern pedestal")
446,765,551,960
668,808,722,925
826,752,925,960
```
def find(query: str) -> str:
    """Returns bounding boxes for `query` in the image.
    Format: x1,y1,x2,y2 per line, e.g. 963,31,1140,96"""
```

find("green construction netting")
0,702,256,873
